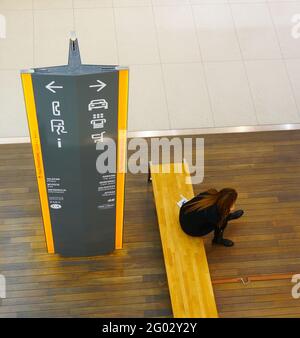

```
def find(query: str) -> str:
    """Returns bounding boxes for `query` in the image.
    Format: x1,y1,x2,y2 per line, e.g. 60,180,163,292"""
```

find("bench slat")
150,162,218,318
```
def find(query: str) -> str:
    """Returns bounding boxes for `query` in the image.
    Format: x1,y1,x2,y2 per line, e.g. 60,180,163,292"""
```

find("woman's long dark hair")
184,188,238,227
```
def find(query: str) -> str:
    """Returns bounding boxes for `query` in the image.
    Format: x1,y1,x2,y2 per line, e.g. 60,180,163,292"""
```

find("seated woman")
179,188,244,247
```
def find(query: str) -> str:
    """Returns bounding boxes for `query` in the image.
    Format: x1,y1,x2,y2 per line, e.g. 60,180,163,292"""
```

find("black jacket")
179,191,221,236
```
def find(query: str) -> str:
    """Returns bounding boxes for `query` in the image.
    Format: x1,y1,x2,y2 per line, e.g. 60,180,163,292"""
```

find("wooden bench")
149,161,218,318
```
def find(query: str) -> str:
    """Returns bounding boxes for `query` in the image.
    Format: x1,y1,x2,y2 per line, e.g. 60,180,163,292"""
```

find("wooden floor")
0,130,300,317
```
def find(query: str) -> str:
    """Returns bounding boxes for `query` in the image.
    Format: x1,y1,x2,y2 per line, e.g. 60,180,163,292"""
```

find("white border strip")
1,124,300,144
0,137,30,144
127,124,300,138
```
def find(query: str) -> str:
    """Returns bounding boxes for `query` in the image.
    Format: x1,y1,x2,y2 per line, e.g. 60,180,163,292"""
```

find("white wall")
1,0,300,139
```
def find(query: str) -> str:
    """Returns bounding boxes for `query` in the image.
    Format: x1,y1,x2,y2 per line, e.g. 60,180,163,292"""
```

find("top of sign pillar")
70,31,77,42
20,32,129,75
68,31,82,68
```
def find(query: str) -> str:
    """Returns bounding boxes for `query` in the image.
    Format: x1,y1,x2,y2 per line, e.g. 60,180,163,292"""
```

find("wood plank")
150,161,218,318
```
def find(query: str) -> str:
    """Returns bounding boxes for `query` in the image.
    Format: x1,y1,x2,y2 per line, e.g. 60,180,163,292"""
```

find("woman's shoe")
227,209,244,221
212,236,234,247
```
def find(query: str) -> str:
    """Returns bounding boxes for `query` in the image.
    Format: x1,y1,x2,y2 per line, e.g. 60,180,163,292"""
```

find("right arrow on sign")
89,80,107,92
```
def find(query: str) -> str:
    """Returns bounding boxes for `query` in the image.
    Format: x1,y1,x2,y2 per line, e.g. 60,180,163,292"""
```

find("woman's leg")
212,219,234,247
212,210,244,247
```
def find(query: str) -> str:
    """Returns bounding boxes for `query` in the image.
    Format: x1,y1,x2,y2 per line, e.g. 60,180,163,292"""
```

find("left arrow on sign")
46,81,64,93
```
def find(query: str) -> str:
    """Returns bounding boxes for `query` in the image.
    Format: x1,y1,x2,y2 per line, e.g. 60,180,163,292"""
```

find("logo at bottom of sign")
50,203,62,210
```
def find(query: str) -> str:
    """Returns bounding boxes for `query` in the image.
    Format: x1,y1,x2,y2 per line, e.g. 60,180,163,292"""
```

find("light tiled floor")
0,70,28,138
1,0,300,137
204,61,257,127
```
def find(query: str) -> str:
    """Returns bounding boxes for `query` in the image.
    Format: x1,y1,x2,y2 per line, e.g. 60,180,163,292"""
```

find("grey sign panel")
32,71,119,256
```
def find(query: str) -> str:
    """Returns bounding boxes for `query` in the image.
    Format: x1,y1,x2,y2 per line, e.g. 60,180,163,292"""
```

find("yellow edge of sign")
115,69,128,250
21,73,55,254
